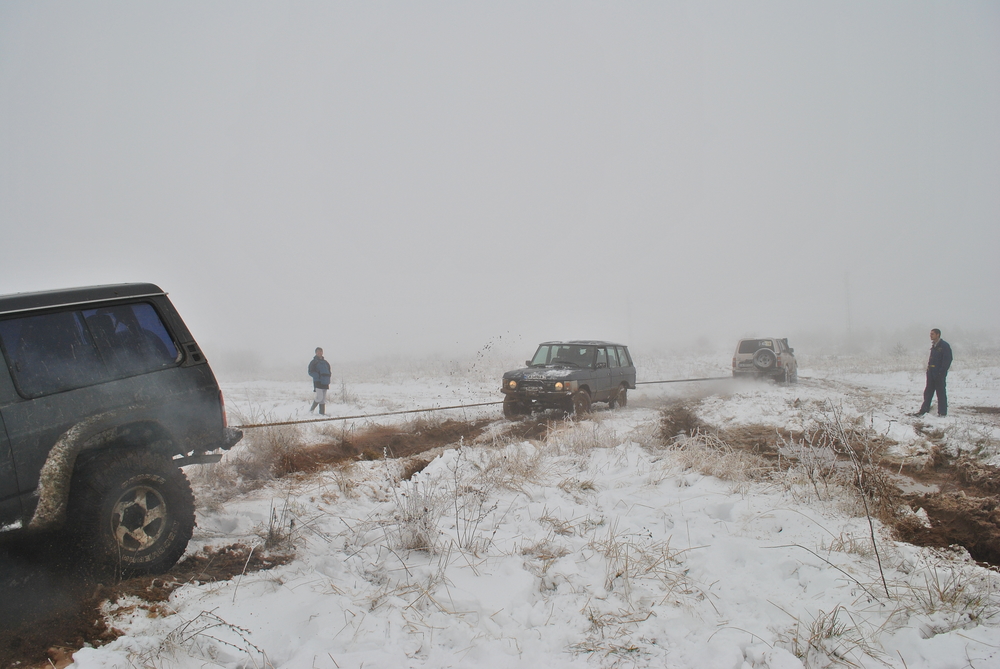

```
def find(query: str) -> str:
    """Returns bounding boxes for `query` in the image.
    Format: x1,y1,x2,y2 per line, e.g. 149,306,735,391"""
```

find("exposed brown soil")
274,418,494,477
660,401,1000,567
887,454,1000,565
660,402,802,458
896,492,1000,565
0,543,290,669
498,414,564,442
270,415,562,483
396,416,562,480
955,456,1000,496
660,402,710,440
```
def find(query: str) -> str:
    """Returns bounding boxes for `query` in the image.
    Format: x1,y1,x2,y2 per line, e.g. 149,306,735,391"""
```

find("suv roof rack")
0,283,166,316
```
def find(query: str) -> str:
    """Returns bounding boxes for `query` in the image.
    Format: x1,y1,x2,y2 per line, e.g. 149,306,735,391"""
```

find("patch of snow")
69,354,1000,669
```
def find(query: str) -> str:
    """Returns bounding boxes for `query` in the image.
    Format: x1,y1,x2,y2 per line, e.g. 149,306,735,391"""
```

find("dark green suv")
501,341,636,418
0,283,241,576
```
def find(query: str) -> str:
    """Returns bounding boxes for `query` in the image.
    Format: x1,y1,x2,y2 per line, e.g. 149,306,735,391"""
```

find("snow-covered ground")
70,354,1000,669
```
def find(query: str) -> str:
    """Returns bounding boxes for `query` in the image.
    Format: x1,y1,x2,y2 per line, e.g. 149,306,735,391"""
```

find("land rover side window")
596,348,608,368
607,347,620,368
0,310,105,397
82,303,178,378
616,346,631,367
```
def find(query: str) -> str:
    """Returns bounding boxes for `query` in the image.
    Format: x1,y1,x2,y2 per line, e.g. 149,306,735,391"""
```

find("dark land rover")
0,283,241,576
501,341,636,418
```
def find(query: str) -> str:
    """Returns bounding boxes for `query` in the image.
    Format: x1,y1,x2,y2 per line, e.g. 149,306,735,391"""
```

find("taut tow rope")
234,376,732,429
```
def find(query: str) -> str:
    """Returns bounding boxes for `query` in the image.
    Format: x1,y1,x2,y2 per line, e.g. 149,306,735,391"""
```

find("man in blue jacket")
308,347,332,415
915,329,953,417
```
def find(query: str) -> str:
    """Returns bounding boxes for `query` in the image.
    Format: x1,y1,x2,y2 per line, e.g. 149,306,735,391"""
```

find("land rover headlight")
507,379,517,390
554,381,565,391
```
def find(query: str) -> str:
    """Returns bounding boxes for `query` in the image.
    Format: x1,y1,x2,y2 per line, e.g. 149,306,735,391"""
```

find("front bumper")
501,386,573,407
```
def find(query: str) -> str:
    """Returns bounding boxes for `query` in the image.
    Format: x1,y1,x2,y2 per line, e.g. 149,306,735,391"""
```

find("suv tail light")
219,390,228,427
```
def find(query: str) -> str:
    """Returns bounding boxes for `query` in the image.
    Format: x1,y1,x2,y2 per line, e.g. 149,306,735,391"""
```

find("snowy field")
69,353,1000,669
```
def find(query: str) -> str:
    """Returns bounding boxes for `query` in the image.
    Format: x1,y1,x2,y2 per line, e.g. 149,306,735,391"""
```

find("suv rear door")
592,347,613,401
616,346,636,388
606,346,624,391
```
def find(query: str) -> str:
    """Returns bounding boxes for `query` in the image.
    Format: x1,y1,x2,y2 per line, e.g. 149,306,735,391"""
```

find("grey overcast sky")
1,2,998,367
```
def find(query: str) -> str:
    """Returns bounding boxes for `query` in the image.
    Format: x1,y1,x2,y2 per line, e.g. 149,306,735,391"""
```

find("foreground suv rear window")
0,302,179,397
738,339,775,354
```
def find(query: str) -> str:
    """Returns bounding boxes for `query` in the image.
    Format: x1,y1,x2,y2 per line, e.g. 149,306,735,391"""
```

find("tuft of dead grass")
663,432,774,485
473,440,548,495
193,421,305,504
521,538,571,576
587,520,703,606
820,533,877,559
130,610,265,668
391,482,444,552
898,554,1000,631
778,605,885,668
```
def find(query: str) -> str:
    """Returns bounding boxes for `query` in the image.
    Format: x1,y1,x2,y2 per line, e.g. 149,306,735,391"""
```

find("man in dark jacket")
308,347,332,415
915,329,953,417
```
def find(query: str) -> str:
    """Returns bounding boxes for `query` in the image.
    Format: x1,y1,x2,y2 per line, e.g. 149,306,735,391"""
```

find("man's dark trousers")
920,372,947,416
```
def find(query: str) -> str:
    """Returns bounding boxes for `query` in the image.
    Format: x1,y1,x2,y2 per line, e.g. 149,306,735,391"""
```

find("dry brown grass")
664,431,775,486
193,422,305,504
521,538,571,576
586,520,707,609
778,604,885,668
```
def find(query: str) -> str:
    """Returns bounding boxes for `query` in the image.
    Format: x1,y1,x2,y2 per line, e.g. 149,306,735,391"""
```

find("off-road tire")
66,449,195,577
789,368,798,384
503,396,527,420
753,349,776,370
572,390,592,416
609,384,628,409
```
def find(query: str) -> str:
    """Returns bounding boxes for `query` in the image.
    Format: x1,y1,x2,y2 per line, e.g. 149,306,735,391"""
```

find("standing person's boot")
310,401,318,413
319,404,325,415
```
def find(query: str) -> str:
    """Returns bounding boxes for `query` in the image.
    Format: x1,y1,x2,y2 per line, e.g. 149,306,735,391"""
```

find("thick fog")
1,3,997,373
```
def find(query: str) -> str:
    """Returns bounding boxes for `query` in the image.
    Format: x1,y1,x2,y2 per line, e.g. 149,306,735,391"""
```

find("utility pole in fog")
626,296,633,345
845,272,853,335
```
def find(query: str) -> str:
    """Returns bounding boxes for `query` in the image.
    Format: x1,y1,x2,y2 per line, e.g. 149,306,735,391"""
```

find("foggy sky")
2,2,998,368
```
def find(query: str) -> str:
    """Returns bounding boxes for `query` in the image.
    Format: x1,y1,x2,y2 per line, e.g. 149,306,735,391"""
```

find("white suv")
732,338,798,383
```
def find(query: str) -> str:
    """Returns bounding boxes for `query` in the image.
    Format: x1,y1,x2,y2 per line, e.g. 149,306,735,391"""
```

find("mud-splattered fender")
27,408,134,531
